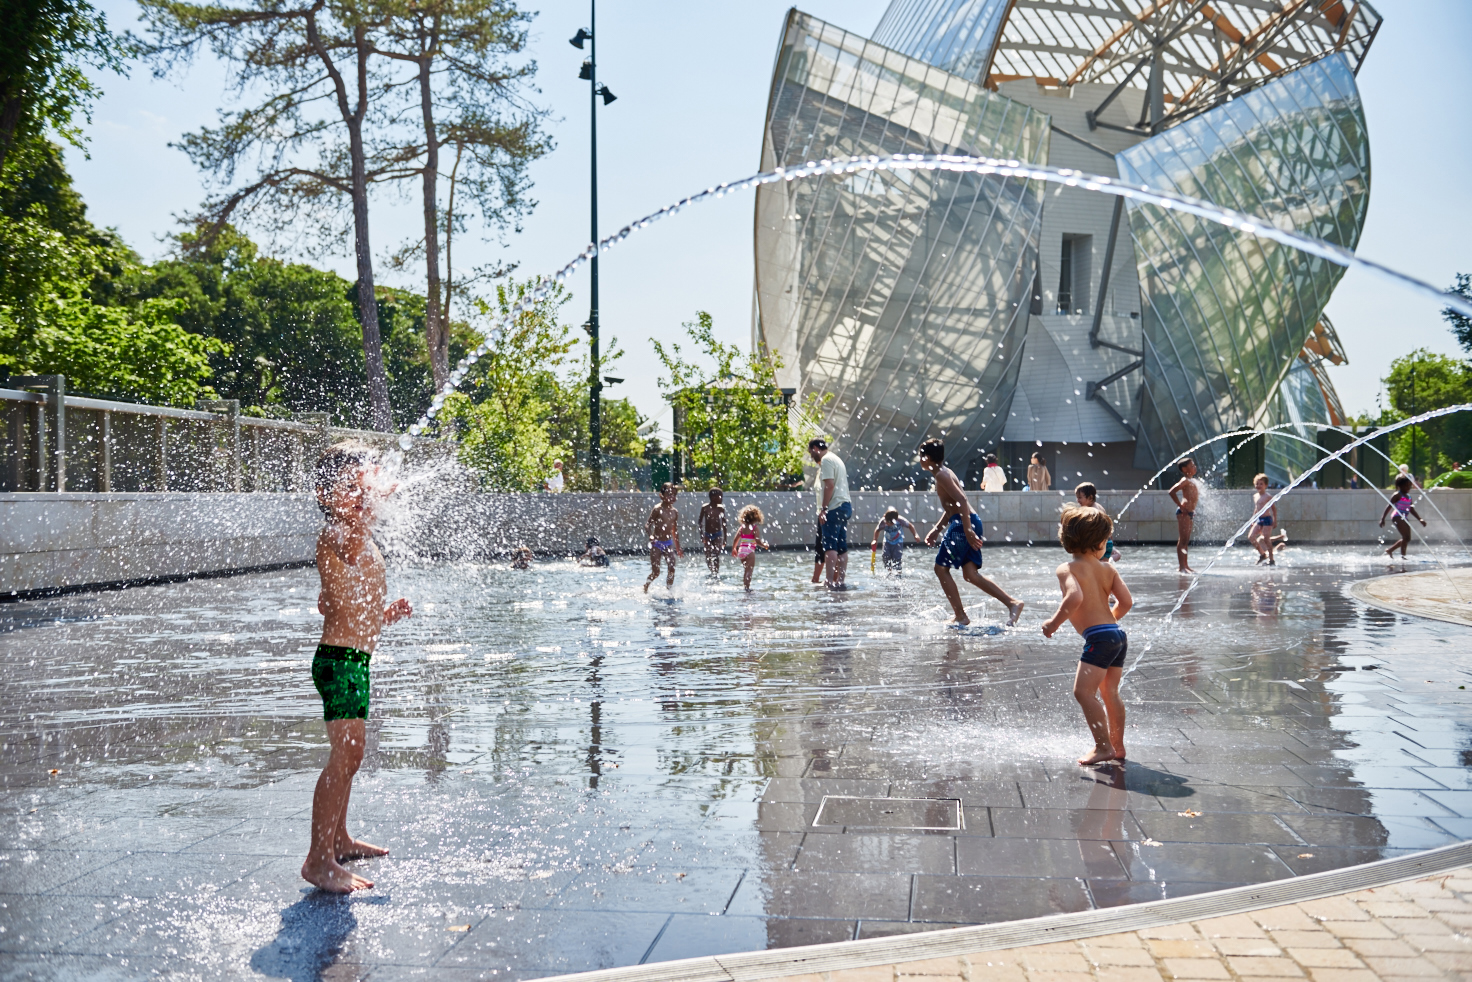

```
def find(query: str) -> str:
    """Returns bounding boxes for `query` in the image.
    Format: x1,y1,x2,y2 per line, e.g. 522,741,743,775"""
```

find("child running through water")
698,488,727,577
1380,474,1427,559
1041,506,1133,766
1249,473,1287,565
871,507,918,572
1167,457,1200,573
731,505,770,591
917,438,1025,626
644,483,684,593
304,441,413,893
1073,483,1115,563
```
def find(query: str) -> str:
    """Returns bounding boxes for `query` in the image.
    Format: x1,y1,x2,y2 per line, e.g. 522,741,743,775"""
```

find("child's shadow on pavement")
251,893,389,981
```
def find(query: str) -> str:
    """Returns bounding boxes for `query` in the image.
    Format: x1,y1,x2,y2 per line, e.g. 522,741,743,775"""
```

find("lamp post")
570,6,616,490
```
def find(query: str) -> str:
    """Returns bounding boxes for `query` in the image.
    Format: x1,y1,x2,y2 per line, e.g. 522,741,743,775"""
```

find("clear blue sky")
70,0,1472,435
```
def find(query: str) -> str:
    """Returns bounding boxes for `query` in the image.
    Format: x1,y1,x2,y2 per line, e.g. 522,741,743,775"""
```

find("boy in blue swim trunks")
917,439,1024,626
304,441,413,893
1042,506,1133,766
1074,482,1115,563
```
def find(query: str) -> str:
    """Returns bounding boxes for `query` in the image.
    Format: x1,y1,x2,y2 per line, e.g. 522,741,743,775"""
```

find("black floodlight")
603,376,624,385
581,319,593,336
569,27,590,49
598,84,617,105
578,59,593,80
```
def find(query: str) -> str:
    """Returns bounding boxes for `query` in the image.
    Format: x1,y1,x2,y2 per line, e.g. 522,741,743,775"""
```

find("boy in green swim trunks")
303,441,413,893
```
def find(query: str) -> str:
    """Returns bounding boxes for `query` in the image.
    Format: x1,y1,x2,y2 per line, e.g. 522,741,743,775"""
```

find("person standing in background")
544,460,565,493
1027,452,1051,491
981,453,1007,492
809,438,852,589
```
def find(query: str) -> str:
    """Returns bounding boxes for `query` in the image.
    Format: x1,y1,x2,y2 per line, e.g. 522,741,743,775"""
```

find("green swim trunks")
312,644,372,720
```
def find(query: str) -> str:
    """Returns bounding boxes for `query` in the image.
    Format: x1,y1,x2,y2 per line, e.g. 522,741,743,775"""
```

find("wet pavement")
2,544,1471,980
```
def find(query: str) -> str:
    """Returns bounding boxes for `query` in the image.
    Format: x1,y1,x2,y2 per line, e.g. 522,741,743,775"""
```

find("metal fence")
1,375,443,493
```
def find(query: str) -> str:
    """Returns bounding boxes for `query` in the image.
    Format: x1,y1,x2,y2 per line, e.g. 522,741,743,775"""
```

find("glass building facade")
754,11,1050,488
1115,54,1370,479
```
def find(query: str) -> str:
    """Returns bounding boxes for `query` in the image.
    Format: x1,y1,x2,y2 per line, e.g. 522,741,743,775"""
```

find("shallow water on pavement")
2,544,1471,979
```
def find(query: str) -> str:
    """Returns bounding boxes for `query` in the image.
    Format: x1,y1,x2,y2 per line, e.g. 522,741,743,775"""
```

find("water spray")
394,154,1472,450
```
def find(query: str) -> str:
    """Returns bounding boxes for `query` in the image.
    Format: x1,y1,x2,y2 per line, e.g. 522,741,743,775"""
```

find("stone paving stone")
1161,957,1232,978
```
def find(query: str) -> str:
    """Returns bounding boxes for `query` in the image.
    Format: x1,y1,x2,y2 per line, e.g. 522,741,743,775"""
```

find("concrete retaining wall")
1,493,320,597
6,489,1471,596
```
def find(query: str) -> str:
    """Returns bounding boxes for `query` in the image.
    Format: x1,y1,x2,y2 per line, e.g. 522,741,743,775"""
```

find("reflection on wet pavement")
1,545,1470,979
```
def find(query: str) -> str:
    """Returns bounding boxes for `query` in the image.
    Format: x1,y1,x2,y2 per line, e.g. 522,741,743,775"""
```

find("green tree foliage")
438,279,576,490
653,311,811,491
1446,273,1472,353
0,138,222,405
0,0,124,174
437,279,645,490
1382,348,1472,477
123,223,462,428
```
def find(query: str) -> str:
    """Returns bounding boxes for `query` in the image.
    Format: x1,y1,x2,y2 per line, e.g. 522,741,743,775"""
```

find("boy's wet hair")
1075,482,1097,501
1178,457,1195,471
586,537,599,547
1059,505,1113,555
918,438,945,463
709,487,722,497
660,482,677,495
314,440,379,513
884,506,899,520
1395,474,1413,493
739,504,763,524
1253,473,1268,486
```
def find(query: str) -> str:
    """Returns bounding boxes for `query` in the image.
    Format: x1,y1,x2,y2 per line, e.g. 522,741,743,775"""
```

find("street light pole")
588,0,601,491
570,3,614,490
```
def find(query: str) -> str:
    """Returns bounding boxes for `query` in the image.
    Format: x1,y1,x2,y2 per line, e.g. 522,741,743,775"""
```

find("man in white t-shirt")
980,453,1007,492
545,460,565,492
809,438,852,589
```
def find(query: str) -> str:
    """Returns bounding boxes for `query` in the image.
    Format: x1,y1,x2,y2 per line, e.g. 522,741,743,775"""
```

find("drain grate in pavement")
812,795,963,830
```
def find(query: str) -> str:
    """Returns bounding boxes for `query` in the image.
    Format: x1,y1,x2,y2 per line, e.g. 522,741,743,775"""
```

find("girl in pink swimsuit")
1379,474,1426,560
731,505,771,591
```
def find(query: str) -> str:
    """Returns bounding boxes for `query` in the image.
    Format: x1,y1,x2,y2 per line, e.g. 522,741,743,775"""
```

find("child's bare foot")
949,615,970,627
302,857,374,893
336,837,388,861
643,580,652,593
1007,601,1024,626
1077,746,1120,766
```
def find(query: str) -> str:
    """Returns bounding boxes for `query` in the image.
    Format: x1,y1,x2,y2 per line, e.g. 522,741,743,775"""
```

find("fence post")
198,399,242,491
9,375,65,491
155,417,168,491
100,410,112,492
250,424,263,491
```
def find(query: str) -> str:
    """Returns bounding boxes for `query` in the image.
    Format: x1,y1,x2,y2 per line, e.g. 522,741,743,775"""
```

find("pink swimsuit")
735,528,758,558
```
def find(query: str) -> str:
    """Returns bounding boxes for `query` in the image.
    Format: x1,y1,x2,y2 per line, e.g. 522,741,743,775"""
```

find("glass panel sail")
872,0,1012,84
1114,54,1370,476
755,10,1050,488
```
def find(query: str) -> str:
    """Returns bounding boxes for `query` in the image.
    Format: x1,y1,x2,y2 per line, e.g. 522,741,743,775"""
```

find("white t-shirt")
545,469,565,492
981,464,1007,492
816,452,851,511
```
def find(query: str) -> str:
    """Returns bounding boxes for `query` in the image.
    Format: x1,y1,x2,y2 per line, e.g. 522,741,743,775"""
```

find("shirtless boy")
304,441,413,893
1248,473,1285,565
917,438,1024,626
644,482,684,593
698,488,728,576
1074,482,1115,563
1041,506,1134,766
1167,457,1200,573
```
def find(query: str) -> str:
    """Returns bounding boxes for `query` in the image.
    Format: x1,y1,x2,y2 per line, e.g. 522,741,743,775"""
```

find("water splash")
1124,403,1472,680
397,154,1472,447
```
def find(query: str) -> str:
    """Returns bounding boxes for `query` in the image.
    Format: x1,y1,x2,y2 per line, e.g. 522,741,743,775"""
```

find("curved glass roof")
875,0,1381,132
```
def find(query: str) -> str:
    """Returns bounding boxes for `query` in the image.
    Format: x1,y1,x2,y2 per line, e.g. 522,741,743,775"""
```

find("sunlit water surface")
3,544,1471,979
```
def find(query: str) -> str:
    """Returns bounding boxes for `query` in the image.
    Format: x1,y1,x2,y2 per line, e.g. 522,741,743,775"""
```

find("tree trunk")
418,51,448,391
0,94,25,175
309,14,392,431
